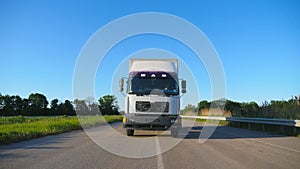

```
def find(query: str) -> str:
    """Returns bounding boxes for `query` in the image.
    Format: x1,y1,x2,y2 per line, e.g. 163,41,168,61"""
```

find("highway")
1,120,300,169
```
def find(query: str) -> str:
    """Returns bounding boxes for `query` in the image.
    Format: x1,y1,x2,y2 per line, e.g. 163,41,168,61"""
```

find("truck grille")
136,101,169,113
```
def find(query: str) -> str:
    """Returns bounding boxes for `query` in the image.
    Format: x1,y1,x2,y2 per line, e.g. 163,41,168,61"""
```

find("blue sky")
1,0,299,107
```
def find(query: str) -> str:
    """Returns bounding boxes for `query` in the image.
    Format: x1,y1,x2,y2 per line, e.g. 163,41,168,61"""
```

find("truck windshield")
128,73,179,96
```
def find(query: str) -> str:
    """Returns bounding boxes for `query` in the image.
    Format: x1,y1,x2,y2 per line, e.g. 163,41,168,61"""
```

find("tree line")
182,96,300,120
0,93,119,116
2,92,299,119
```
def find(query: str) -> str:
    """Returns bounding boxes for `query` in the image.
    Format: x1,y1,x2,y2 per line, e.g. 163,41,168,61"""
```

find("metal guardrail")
180,115,226,121
180,115,300,127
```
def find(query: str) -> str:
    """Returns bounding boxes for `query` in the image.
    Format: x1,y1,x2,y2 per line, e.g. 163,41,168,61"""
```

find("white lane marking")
155,136,165,169
248,138,300,154
223,131,300,154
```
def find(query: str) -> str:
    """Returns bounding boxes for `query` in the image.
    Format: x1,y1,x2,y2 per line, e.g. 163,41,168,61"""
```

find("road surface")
1,121,300,169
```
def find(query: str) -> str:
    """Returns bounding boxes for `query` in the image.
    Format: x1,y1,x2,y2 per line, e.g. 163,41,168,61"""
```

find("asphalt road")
1,120,300,169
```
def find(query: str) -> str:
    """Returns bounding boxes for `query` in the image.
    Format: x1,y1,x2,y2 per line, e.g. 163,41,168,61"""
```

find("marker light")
151,74,156,77
141,73,146,77
162,74,167,77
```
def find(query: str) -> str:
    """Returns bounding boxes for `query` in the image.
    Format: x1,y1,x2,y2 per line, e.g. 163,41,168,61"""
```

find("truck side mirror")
119,78,124,92
181,80,187,93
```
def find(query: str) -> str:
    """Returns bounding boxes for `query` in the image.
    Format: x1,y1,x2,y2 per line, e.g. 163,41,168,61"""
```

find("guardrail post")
280,126,284,134
293,127,297,136
262,124,265,132
248,123,251,129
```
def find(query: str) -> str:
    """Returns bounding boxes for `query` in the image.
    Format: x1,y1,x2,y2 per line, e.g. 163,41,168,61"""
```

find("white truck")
119,58,186,137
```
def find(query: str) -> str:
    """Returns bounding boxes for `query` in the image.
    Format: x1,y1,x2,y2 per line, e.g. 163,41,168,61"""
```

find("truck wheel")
171,128,178,138
126,129,134,136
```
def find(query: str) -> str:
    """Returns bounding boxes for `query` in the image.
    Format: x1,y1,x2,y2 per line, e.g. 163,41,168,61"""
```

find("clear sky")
1,0,300,107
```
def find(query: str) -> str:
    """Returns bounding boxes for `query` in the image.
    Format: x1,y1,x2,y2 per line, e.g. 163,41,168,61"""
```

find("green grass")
194,118,229,126
0,115,122,145
78,115,123,127
181,117,229,126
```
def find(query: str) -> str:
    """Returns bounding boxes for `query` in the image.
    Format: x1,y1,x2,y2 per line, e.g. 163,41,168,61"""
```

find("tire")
126,129,134,136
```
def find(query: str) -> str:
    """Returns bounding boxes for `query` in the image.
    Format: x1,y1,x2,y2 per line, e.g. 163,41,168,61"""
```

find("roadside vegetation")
194,118,229,126
0,93,119,116
0,92,123,145
181,96,300,119
181,96,300,136
0,115,122,145
1,92,299,144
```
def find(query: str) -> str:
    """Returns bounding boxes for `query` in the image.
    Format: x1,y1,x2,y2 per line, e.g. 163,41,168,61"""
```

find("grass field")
0,115,122,145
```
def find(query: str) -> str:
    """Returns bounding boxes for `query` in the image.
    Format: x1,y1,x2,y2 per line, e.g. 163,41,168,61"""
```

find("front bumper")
123,113,181,130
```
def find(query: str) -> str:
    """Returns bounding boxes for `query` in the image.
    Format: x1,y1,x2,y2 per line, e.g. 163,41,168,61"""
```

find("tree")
21,98,30,116
49,99,60,115
0,95,23,116
28,93,48,109
89,103,100,115
241,102,259,117
225,100,242,117
1,95,13,115
10,95,23,114
198,100,210,110
74,99,88,115
59,100,75,115
84,96,101,114
85,96,96,110
50,99,59,110
0,94,7,115
0,94,3,115
28,93,49,115
98,95,119,115
181,104,197,115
